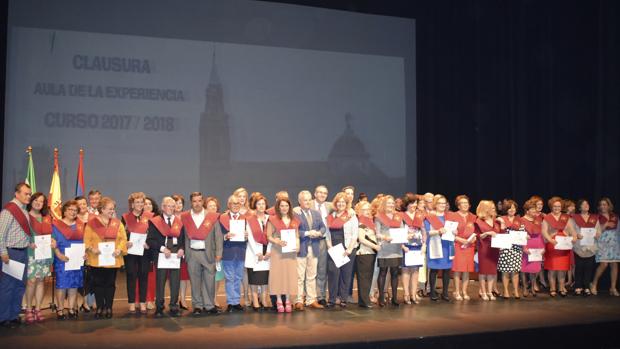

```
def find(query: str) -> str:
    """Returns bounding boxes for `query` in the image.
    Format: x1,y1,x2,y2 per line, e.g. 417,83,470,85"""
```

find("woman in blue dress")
52,200,85,320
424,195,454,302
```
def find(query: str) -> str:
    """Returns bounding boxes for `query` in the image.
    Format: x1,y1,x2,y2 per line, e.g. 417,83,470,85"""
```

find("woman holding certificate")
245,193,271,311
571,199,600,296
591,198,619,296
85,197,127,319
355,200,380,308
450,195,476,301
520,199,544,297
121,192,153,314
375,195,403,306
326,192,359,308
497,199,524,299
474,200,501,301
424,195,453,302
541,196,577,297
400,195,426,304
24,193,54,323
266,198,300,313
52,200,85,320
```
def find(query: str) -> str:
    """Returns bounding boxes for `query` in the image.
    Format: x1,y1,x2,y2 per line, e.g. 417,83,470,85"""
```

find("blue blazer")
295,208,326,258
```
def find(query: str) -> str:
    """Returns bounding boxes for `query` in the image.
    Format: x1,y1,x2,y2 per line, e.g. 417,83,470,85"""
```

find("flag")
25,146,37,192
49,148,62,219
75,149,85,197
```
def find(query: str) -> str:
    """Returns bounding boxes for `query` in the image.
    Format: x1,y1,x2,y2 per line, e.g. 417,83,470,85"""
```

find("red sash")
246,215,269,245
573,213,598,228
150,215,182,238
29,214,52,235
270,215,299,233
544,213,570,231
122,211,153,234
180,210,219,240
266,207,276,216
534,213,545,224
502,215,521,230
475,218,500,234
219,211,248,232
53,218,84,240
375,212,402,228
449,211,476,238
400,211,424,229
88,217,122,240
521,217,542,235
426,213,446,230
599,213,618,230
327,212,353,229
357,215,376,231
4,202,31,236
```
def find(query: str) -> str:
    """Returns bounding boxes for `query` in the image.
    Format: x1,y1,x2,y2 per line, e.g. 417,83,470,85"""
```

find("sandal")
34,309,45,322
550,291,557,297
25,308,35,324
276,300,284,313
56,309,66,320
128,304,136,314
610,289,620,297
590,283,598,295
404,294,411,305
284,300,292,313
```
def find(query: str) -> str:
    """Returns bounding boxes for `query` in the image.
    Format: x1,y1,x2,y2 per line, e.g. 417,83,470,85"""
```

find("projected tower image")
199,53,404,200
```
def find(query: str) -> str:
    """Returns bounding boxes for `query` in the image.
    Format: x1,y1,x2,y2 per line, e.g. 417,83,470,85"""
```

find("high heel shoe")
25,308,35,324
480,293,489,301
105,308,113,319
94,309,104,319
590,283,598,295
403,294,411,305
454,292,463,301
179,303,189,311
79,304,91,313
67,309,77,320
56,310,66,320
34,309,45,322
610,289,620,297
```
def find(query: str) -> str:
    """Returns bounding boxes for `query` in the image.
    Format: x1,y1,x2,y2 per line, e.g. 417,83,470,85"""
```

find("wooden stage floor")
2,273,620,348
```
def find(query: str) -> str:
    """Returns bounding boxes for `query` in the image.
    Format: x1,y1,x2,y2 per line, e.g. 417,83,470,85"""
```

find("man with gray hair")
293,190,326,310
312,185,331,306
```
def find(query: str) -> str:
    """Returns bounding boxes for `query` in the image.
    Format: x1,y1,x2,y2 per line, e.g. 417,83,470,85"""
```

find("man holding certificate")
147,197,186,317
0,182,32,328
85,197,127,319
219,195,248,312
181,192,223,316
541,197,577,297
121,192,153,314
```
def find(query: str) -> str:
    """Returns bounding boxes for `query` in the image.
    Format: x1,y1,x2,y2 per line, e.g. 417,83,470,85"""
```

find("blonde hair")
355,201,372,217
161,196,176,208
599,197,615,213
370,195,384,216
98,196,116,213
331,192,351,212
432,194,447,207
233,187,250,209
127,192,145,209
476,200,497,220
377,195,396,214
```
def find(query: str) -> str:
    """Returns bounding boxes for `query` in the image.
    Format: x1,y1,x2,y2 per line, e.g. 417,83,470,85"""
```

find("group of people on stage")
1,182,619,327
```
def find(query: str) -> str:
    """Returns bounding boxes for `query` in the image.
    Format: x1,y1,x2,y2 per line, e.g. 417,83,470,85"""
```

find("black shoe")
79,304,91,313
559,291,567,297
2,319,19,329
169,307,179,317
154,308,164,318
179,303,189,310
226,304,234,313
358,304,373,309
68,309,78,320
441,294,450,302
430,295,439,302
318,299,327,306
192,308,202,316
233,304,245,311
205,307,221,315
94,310,103,319
105,309,112,319
391,300,400,307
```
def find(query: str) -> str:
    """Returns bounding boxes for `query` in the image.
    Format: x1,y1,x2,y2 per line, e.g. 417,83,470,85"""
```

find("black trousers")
356,254,376,306
156,268,180,310
378,266,400,303
91,267,118,310
429,269,450,298
574,254,596,290
124,254,150,303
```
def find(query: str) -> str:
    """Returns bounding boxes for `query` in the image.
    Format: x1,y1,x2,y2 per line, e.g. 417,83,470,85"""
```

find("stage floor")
2,273,620,348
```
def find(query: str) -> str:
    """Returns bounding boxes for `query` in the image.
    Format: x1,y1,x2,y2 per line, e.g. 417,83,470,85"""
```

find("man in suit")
293,190,326,310
146,196,185,317
313,185,331,306
181,192,223,316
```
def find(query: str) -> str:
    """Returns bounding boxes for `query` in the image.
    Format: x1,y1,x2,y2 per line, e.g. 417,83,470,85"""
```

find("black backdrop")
1,0,619,208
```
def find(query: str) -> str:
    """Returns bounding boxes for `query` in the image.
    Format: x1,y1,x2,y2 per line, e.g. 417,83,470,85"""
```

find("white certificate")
98,242,116,266
253,258,270,271
491,234,512,249
429,235,443,259
389,227,408,244
580,228,596,246
229,220,246,242
442,221,458,242
280,229,297,253
34,235,52,260
509,230,527,246
528,248,544,262
554,236,573,250
127,233,147,256
327,243,350,268
157,253,181,269
404,250,425,267
190,239,206,250
64,243,85,271
2,259,25,280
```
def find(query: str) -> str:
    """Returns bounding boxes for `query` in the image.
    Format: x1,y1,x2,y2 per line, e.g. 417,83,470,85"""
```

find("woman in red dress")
450,195,476,301
474,200,501,301
541,196,577,297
